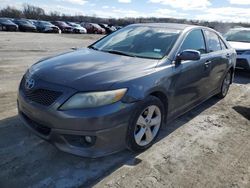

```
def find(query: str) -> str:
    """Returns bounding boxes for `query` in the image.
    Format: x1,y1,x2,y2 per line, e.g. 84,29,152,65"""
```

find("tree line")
1,4,250,33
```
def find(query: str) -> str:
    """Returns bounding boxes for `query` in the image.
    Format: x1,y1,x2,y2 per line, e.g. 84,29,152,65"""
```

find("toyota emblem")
25,78,35,90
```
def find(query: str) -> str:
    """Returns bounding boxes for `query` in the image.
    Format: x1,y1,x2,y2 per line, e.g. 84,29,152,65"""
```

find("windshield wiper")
237,40,250,43
228,40,250,43
102,50,137,57
88,46,99,50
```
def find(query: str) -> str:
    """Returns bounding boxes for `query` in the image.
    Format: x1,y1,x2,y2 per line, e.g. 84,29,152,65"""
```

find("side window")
219,38,227,50
205,30,222,52
180,29,206,54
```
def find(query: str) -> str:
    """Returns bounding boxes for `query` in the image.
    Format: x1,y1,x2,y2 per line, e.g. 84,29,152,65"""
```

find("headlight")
60,88,127,110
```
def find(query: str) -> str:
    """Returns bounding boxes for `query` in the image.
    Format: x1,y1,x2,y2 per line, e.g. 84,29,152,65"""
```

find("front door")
169,29,211,116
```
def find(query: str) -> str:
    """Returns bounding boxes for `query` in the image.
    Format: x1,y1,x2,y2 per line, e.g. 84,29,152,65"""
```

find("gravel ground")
0,32,249,188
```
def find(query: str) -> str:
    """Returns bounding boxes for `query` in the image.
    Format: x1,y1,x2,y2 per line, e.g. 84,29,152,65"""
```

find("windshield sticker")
154,48,161,52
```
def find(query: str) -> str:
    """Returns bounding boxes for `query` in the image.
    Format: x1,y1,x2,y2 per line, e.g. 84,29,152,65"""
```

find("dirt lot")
0,32,249,188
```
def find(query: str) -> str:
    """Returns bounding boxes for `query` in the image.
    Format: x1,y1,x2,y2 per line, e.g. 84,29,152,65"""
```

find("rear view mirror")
176,50,201,64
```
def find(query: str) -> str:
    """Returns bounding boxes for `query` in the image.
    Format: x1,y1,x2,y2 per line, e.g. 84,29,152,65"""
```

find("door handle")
204,60,211,68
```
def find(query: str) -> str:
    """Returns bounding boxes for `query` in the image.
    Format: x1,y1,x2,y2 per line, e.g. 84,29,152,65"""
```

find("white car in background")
225,28,250,71
67,22,87,34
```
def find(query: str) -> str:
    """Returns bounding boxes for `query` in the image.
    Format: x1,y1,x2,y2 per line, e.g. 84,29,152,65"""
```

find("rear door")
203,30,230,92
169,29,212,115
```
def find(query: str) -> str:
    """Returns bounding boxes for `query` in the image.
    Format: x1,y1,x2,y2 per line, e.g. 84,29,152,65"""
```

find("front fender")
112,65,173,104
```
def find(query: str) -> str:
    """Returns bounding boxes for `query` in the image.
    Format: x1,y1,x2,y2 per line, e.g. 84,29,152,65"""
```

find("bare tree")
0,6,22,18
22,4,45,19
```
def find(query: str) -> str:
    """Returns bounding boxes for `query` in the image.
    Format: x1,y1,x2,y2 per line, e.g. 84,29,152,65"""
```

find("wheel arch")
148,90,168,123
229,66,234,84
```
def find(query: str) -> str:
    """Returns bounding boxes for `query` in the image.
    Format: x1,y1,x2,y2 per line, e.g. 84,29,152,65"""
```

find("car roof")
131,23,199,30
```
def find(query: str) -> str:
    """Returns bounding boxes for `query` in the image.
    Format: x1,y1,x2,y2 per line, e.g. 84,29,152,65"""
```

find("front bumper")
0,25,18,31
18,98,135,158
236,54,250,70
78,29,87,34
73,28,87,34
17,79,136,158
62,28,73,33
43,27,60,33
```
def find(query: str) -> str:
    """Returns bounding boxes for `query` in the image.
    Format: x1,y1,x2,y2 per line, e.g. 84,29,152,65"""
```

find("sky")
1,0,250,22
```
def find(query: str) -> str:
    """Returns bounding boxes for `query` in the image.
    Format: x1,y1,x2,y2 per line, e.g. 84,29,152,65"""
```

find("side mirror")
175,50,201,65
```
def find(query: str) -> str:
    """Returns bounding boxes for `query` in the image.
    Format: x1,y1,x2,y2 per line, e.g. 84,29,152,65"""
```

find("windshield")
69,23,81,27
225,29,250,43
57,21,69,26
91,25,180,59
15,20,30,25
92,23,102,29
39,21,52,26
0,18,12,23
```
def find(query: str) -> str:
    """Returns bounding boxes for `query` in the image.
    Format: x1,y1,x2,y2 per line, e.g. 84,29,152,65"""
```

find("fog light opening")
85,136,92,144
79,135,96,146
64,134,96,147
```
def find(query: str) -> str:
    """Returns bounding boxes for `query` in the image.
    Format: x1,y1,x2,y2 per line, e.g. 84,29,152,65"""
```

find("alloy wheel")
134,105,162,146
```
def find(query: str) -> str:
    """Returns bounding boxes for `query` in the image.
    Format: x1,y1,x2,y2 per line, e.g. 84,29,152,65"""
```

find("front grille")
21,78,62,106
24,89,62,106
7,26,17,31
236,50,246,55
21,112,51,136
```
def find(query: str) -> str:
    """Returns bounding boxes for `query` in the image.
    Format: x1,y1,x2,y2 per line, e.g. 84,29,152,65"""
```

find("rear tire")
217,71,232,99
126,96,165,152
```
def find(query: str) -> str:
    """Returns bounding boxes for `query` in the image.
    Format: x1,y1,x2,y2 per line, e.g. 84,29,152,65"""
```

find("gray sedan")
18,23,236,157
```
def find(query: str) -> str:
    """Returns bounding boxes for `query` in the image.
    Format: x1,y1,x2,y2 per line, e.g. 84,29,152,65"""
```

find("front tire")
126,96,164,152
217,71,232,98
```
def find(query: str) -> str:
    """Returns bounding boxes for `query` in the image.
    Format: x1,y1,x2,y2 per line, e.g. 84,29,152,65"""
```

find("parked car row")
1,17,248,71
0,17,122,34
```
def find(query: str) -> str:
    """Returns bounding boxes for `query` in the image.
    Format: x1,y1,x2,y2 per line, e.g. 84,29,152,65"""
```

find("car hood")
228,41,250,50
29,48,158,91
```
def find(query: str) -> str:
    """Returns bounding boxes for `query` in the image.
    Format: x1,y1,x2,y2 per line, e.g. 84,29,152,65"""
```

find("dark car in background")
13,19,36,32
18,23,236,158
67,22,87,34
81,22,105,34
225,28,250,71
115,26,123,30
0,18,18,31
51,21,73,33
99,23,117,34
34,21,61,33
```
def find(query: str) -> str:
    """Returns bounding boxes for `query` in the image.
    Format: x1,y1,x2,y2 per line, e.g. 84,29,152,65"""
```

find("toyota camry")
18,23,236,158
